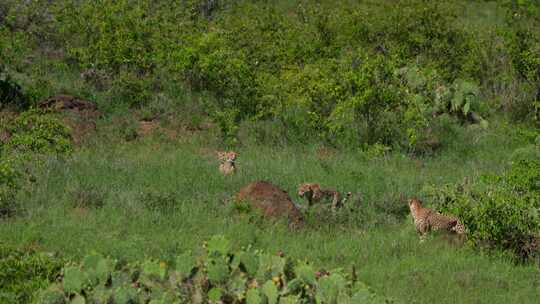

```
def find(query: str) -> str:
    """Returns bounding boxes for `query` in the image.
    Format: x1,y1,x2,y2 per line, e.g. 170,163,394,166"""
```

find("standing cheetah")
217,151,237,175
408,198,465,241
297,183,351,210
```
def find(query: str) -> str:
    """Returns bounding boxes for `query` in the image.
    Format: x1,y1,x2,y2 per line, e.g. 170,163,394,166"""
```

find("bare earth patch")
235,180,303,228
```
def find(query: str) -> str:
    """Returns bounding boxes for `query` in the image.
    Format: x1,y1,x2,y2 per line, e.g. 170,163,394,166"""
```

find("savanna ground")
1,0,539,303
1,118,539,303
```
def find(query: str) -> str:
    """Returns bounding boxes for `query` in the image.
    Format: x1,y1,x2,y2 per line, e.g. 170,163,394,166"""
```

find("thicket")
36,235,390,304
0,0,538,148
423,155,540,263
0,65,29,110
0,244,64,304
0,106,73,218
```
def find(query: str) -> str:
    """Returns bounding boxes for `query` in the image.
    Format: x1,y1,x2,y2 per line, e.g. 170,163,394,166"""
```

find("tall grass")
1,119,538,303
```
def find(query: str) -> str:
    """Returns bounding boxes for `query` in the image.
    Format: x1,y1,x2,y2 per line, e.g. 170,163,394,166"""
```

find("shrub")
36,236,392,303
4,109,72,155
351,1,476,80
0,158,20,218
423,158,540,262
0,244,63,304
503,0,540,123
328,52,404,146
0,65,29,110
139,190,179,212
69,184,106,210
55,0,157,73
7,0,537,146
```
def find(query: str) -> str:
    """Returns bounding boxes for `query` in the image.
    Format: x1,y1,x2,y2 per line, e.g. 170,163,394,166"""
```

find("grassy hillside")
0,0,539,303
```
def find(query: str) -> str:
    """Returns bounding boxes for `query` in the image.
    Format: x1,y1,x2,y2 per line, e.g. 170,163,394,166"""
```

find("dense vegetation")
0,0,539,303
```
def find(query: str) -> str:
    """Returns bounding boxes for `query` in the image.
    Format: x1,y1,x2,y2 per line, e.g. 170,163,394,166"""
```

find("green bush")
0,244,64,304
56,0,157,73
0,158,20,218
351,1,476,80
503,0,540,123
423,158,540,262
3,0,537,145
4,109,72,155
36,236,391,303
0,65,29,110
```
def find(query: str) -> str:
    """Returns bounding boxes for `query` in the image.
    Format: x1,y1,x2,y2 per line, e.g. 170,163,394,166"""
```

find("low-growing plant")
423,158,540,263
139,190,179,212
0,157,20,218
4,109,72,156
0,244,64,304
0,65,29,110
36,235,392,303
503,0,540,124
69,184,106,210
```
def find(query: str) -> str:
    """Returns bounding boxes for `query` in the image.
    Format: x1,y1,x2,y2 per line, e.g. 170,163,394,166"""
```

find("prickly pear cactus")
35,235,392,303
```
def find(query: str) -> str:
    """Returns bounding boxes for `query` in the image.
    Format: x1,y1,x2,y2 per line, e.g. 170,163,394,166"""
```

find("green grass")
1,119,538,303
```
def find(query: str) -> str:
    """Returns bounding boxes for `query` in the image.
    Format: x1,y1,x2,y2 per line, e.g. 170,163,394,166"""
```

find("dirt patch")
38,95,100,145
315,146,338,160
138,121,159,137
39,94,98,112
136,120,179,140
235,180,303,228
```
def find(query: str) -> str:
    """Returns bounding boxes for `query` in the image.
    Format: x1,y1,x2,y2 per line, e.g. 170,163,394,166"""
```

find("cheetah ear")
449,220,458,228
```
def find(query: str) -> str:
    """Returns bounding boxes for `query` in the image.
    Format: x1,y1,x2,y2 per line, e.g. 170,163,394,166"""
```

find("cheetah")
217,151,237,175
297,183,351,210
408,198,465,241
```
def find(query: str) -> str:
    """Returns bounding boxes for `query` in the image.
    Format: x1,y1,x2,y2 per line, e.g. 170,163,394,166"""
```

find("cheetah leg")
331,193,341,211
416,225,428,242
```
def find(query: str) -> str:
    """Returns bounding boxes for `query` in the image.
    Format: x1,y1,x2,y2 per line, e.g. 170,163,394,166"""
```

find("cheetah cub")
408,198,465,241
217,151,237,175
297,183,352,210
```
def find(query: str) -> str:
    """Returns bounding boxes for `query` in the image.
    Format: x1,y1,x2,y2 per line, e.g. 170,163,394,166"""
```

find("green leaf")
83,254,114,285
37,284,66,304
207,258,230,284
176,251,195,277
462,100,470,115
317,273,347,303
480,119,489,130
142,260,168,281
257,254,286,282
226,273,248,299
63,266,88,294
239,251,259,276
279,295,300,304
246,288,262,304
351,283,372,302
285,278,303,293
207,235,231,256
262,280,278,304
71,294,86,304
208,287,223,302
114,287,138,304
294,263,316,285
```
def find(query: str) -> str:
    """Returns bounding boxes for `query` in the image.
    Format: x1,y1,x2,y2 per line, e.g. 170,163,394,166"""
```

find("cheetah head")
408,198,423,211
298,183,319,198
297,183,312,198
448,219,466,235
218,151,237,164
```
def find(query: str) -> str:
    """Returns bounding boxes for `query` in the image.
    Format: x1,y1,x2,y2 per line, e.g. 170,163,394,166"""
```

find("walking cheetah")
297,183,351,210
217,151,237,175
408,198,465,241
